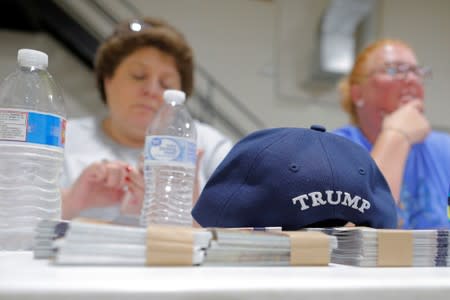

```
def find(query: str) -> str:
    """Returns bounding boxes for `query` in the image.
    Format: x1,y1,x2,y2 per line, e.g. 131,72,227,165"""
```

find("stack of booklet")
34,219,69,259
328,227,450,267
33,219,335,266
205,228,336,266
53,221,211,266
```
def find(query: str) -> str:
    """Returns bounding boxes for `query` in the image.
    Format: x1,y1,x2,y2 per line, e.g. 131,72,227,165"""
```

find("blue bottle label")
0,109,66,149
144,136,196,166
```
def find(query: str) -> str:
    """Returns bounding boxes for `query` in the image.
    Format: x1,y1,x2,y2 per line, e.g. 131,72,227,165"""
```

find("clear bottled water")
0,49,66,250
140,90,197,226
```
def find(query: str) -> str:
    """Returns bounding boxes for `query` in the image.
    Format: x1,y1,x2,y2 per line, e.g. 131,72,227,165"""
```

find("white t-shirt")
62,116,233,221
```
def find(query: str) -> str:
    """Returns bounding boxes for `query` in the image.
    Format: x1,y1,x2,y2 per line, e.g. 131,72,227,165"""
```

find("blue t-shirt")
334,125,450,229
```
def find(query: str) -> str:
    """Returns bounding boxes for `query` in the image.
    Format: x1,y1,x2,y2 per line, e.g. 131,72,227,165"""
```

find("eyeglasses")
364,64,432,81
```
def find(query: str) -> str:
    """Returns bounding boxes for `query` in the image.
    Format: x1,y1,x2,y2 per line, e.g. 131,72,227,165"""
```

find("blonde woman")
335,39,450,229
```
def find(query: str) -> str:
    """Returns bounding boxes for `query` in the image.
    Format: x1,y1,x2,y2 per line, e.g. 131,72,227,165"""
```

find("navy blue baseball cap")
192,126,397,229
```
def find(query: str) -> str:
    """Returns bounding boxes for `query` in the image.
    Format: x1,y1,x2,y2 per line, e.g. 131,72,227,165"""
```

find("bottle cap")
17,49,48,69
163,89,186,105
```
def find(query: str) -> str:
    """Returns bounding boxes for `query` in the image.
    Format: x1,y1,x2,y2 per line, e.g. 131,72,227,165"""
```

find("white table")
1,251,450,300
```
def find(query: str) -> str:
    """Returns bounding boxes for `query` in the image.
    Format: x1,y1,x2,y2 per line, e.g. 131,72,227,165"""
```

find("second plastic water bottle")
140,90,197,226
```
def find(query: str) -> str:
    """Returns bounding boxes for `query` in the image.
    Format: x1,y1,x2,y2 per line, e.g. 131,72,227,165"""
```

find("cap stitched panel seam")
319,133,337,223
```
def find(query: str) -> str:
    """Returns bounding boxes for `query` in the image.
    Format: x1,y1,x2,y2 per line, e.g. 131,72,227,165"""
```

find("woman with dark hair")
61,17,233,221
335,39,450,229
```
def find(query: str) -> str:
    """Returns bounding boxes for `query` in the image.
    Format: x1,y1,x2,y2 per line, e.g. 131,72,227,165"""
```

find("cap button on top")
310,125,326,132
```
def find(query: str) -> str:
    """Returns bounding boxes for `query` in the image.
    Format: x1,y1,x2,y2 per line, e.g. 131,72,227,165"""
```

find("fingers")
85,160,130,189
125,164,143,186
193,148,205,205
407,99,424,113
104,163,127,188
121,169,145,215
83,161,107,182
383,99,430,144
196,148,205,168
72,160,147,217
101,162,126,189
92,161,144,201
137,153,145,175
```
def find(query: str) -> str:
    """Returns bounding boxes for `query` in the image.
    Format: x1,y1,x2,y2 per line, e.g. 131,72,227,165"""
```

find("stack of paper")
54,221,212,266
33,218,123,259
328,227,450,267
204,229,289,266
205,229,336,266
33,219,69,259
33,220,336,266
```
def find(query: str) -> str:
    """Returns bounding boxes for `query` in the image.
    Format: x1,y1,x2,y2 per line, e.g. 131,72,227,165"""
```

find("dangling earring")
355,99,365,108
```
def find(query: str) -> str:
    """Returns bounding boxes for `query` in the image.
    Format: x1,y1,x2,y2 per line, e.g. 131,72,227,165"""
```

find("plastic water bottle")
140,90,197,226
0,49,66,250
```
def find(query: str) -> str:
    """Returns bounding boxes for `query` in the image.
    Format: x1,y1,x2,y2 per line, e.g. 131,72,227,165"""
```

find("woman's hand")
62,160,142,219
119,160,145,216
63,148,205,221
193,149,205,205
382,100,431,145
192,149,204,228
372,100,431,204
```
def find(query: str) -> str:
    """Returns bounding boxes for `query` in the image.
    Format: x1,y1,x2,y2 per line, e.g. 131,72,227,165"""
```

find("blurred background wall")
0,0,449,141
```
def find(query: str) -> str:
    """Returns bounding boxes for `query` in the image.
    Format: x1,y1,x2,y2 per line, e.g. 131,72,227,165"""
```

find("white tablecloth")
1,251,450,300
